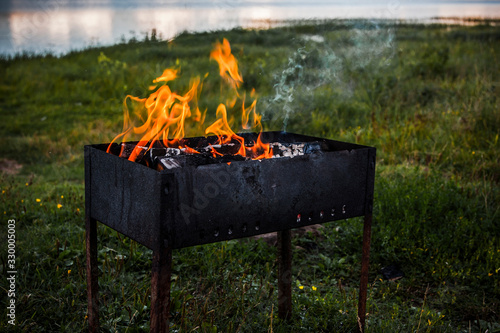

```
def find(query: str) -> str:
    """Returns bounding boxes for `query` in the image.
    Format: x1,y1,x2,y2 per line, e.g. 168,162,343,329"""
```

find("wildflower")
68,270,71,275
312,286,317,291
299,286,304,290
61,195,64,199
25,183,28,186
2,190,5,194
472,151,475,155
57,204,63,209
36,198,41,202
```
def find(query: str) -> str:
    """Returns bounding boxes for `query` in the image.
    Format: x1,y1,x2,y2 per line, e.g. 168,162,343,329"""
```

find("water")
1,1,499,56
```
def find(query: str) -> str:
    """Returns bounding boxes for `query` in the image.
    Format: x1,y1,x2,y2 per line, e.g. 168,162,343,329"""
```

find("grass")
0,19,499,332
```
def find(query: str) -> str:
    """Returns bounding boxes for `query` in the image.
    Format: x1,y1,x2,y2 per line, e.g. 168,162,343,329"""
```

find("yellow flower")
36,198,41,202
299,286,304,290
57,204,63,209
472,151,475,155
2,190,5,194
25,183,29,186
61,195,64,199
68,270,71,275
312,286,317,291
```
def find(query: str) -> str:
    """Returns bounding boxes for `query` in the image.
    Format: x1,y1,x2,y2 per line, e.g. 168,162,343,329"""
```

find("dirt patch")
0,159,23,175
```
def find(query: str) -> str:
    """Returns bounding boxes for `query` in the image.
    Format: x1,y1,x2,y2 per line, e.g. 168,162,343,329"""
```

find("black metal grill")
85,131,376,332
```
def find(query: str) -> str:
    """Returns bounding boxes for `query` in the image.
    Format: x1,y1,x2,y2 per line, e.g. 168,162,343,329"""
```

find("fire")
107,38,272,161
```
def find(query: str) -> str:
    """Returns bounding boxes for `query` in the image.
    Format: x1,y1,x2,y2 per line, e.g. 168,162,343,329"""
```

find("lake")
1,0,499,56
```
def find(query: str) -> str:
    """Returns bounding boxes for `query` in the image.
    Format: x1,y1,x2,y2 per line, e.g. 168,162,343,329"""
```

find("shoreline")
0,16,500,60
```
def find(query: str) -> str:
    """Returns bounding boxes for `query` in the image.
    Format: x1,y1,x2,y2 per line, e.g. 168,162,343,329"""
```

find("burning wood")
107,38,274,162
111,138,327,171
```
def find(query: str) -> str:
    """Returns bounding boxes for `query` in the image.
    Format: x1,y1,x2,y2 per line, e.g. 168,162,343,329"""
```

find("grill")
85,131,376,332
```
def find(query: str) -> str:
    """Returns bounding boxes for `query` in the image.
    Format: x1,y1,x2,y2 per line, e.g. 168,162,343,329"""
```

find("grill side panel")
86,145,162,250
169,147,373,248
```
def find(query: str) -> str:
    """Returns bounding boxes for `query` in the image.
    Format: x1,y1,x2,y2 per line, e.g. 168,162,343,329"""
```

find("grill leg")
277,229,292,320
86,216,99,332
357,213,372,333
150,245,172,333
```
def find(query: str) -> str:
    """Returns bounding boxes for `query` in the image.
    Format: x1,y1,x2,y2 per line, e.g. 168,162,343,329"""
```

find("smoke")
270,46,307,132
260,20,396,132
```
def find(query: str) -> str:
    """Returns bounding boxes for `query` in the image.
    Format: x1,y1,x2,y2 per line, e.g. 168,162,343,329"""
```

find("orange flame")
210,38,243,90
107,38,272,162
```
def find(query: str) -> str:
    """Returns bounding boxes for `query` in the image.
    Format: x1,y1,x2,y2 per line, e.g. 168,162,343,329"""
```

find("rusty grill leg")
86,216,99,333
150,245,172,333
277,229,292,320
357,213,372,333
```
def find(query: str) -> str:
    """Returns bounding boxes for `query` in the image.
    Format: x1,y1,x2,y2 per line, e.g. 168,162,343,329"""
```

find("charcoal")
148,148,166,162
167,148,182,156
148,147,181,160
268,141,326,158
304,142,322,154
119,143,148,159
214,154,247,164
147,147,180,165
157,154,213,170
157,157,182,171
129,139,326,169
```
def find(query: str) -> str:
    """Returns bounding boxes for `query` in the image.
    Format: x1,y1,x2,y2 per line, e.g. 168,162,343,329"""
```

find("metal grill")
85,131,375,332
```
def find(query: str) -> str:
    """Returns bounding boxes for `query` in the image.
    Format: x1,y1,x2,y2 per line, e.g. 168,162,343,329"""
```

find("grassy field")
0,20,499,332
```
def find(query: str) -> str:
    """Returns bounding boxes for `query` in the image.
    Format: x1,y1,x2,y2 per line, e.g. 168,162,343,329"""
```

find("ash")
269,142,321,158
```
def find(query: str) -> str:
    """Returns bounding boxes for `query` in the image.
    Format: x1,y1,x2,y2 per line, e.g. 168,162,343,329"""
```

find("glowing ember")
107,38,272,162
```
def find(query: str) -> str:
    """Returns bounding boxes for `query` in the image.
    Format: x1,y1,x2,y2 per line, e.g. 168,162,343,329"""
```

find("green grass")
1,19,499,332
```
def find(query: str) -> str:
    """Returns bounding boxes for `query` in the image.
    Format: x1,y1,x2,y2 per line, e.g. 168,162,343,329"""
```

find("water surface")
1,1,499,56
